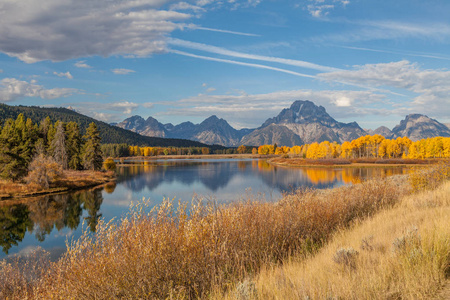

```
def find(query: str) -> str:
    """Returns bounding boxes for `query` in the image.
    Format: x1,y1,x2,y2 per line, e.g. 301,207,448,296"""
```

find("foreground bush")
0,174,409,299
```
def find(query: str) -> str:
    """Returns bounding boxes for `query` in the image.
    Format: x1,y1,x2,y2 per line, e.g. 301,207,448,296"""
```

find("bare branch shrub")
333,247,359,269
25,154,64,189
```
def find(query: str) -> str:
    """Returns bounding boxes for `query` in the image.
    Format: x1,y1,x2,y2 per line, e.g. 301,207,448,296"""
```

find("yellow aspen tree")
306,142,320,159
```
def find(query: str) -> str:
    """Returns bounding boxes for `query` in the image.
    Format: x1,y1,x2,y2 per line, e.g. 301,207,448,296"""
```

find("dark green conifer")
66,121,83,170
0,114,37,180
82,122,103,171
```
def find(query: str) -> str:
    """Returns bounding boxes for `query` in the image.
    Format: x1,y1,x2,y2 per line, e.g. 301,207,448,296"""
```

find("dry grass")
0,179,41,196
221,182,450,299
0,170,115,199
0,174,408,299
269,157,440,167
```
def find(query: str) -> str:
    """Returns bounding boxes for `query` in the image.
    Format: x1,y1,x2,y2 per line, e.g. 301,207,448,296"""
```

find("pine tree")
0,114,37,180
46,123,56,153
39,116,52,153
66,122,83,170
82,122,103,171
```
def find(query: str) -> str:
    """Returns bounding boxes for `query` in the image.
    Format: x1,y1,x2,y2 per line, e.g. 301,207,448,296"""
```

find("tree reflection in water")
0,204,33,254
0,187,108,254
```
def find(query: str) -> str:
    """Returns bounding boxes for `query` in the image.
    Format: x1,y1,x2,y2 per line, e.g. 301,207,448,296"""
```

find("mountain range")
116,100,450,147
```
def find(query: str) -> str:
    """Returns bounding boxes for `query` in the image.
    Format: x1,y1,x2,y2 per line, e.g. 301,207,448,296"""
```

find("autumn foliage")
257,135,450,160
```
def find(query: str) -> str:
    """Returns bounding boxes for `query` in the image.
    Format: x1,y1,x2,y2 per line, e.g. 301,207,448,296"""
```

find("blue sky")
1,0,450,130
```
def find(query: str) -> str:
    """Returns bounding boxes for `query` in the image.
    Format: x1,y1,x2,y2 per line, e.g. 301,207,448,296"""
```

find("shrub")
102,157,116,171
333,247,359,269
409,162,450,192
24,154,64,189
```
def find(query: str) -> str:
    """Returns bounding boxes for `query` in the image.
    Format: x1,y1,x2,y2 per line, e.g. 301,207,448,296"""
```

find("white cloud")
339,46,450,62
0,0,191,62
110,101,140,114
206,87,216,92
169,38,340,72
0,0,264,63
305,0,350,18
307,4,334,18
186,24,260,37
70,100,140,122
318,60,450,118
315,21,450,43
169,49,318,79
74,61,92,69
53,71,73,79
142,102,155,108
111,68,136,75
0,78,78,102
170,2,206,12
91,112,117,122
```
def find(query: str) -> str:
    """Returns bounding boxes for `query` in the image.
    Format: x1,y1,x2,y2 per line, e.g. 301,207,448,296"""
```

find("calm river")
0,159,409,260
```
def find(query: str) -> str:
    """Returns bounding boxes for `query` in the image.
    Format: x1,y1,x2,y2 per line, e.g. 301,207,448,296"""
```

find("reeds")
0,173,408,299
228,169,450,300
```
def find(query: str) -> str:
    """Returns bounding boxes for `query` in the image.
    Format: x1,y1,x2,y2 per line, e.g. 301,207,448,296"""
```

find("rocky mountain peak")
262,100,337,128
116,115,145,131
200,115,222,127
392,114,450,141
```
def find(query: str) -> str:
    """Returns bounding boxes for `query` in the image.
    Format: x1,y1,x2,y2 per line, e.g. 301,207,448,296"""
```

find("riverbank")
0,170,116,200
268,157,442,168
118,153,270,161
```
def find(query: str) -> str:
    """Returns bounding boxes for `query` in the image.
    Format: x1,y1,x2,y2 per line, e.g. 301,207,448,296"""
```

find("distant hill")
0,104,217,148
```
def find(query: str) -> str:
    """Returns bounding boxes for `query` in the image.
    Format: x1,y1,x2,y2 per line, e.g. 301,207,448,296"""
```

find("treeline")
0,114,103,181
101,144,253,157
256,135,450,159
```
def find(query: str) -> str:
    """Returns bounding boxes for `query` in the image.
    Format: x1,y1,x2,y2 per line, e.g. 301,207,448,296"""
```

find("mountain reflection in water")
116,159,406,192
0,159,408,258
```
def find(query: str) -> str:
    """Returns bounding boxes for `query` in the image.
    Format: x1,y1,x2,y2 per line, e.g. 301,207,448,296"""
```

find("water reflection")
117,160,408,194
0,159,409,258
0,188,105,254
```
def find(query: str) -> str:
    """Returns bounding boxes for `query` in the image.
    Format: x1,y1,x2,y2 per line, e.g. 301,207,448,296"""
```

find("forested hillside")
0,104,213,148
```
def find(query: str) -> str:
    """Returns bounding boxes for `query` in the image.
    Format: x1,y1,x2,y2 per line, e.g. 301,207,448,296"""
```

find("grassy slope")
222,182,450,300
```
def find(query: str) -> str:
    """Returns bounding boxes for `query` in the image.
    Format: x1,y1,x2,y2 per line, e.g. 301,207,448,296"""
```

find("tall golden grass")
241,181,450,300
1,164,448,299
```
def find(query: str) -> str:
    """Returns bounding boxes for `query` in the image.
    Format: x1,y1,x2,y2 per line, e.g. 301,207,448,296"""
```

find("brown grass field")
0,170,115,200
268,157,443,167
0,163,449,299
